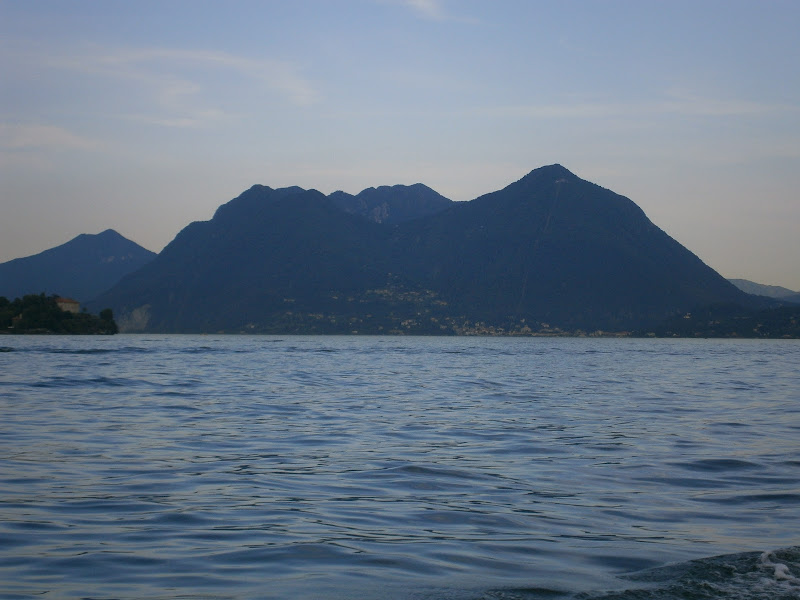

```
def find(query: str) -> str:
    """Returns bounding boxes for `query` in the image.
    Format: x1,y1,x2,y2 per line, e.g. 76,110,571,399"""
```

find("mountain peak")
68,229,149,251
276,185,306,195
74,229,120,242
522,164,577,182
212,185,312,222
329,183,452,225
95,229,127,241
0,230,155,302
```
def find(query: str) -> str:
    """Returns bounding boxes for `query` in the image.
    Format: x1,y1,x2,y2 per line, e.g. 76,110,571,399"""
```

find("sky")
1,0,799,290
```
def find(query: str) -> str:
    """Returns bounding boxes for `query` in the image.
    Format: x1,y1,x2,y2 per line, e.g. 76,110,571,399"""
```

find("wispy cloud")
38,45,320,128
120,109,234,130
0,123,101,151
656,91,796,117
392,0,478,23
476,94,799,120
404,0,446,20
83,48,319,106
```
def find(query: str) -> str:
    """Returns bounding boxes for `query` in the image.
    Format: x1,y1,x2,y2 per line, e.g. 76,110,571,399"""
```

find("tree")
99,308,118,334
0,294,118,334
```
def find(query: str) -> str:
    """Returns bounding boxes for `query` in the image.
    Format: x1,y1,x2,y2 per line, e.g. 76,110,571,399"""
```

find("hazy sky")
2,0,799,289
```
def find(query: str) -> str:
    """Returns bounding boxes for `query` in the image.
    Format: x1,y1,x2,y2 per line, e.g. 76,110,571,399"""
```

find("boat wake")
472,546,800,600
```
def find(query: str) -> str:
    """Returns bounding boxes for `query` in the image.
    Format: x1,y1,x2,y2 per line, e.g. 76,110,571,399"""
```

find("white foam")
760,551,800,585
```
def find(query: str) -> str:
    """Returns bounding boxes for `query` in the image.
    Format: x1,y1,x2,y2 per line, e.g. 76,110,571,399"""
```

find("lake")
1,335,798,599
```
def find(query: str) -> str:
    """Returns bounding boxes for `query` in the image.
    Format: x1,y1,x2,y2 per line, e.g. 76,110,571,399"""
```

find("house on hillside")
56,297,80,313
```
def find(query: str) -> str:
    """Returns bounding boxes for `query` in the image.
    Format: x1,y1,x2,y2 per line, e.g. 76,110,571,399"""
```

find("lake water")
1,335,798,599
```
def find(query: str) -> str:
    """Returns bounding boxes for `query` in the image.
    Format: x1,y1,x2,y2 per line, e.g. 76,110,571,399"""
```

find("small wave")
31,375,144,388
180,346,224,354
382,464,484,480
42,346,152,355
695,492,800,505
47,348,117,354
158,403,201,411
0,346,14,352
672,458,761,472
285,345,341,354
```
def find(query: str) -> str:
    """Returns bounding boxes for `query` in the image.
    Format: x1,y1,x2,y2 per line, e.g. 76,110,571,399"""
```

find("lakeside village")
1,292,797,338
0,294,118,335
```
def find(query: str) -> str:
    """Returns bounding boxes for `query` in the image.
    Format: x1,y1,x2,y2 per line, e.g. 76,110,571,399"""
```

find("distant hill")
729,279,800,303
92,165,763,334
0,230,156,303
328,183,452,224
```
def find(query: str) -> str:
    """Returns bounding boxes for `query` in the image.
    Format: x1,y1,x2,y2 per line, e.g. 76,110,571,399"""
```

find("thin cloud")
38,45,319,128
84,47,320,107
405,0,446,20
478,103,626,119
0,123,101,151
656,92,796,117
476,95,799,120
120,108,235,129
393,0,479,23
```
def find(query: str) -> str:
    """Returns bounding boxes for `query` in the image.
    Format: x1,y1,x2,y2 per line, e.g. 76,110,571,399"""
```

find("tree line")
0,294,118,334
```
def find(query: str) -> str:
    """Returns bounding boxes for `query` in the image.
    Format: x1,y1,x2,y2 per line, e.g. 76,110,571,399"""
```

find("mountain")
329,183,453,224
92,166,760,334
728,279,799,302
389,164,754,331
0,229,156,303
90,187,392,332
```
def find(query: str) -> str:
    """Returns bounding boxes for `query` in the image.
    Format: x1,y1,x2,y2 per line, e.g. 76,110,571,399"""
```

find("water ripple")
0,335,798,599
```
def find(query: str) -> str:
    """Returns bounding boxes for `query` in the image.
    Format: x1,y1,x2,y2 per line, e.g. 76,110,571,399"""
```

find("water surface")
1,335,798,598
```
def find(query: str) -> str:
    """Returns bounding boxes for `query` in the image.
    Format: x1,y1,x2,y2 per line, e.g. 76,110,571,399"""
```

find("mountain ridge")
91,165,764,334
728,278,799,302
329,182,453,225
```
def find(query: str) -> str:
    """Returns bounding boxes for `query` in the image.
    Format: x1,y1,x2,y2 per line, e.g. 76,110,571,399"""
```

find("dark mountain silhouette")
329,183,452,224
390,165,754,331
90,186,393,332
92,165,761,334
0,229,156,303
